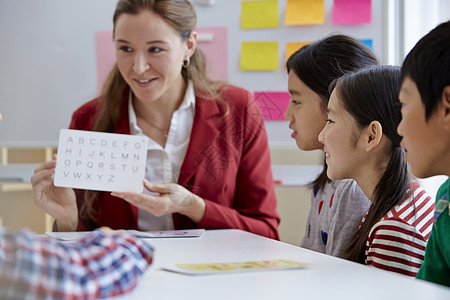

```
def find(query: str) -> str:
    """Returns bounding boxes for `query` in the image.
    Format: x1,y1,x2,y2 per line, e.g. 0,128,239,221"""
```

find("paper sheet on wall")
254,91,290,121
360,39,373,50
54,129,148,193
285,0,325,25
196,26,228,81
332,0,372,24
285,42,311,62
240,42,279,71
241,0,279,29
96,31,115,95
163,259,312,275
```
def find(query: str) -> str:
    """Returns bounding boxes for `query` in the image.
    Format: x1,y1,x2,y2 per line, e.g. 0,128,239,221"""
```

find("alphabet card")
54,129,148,193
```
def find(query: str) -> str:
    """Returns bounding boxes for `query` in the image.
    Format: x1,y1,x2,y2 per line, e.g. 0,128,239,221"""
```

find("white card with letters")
54,129,148,193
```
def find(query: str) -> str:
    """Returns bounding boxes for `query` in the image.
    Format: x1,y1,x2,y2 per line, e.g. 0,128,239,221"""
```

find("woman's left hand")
111,180,206,223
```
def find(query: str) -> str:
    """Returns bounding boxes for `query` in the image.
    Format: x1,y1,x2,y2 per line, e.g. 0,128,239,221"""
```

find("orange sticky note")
285,0,325,25
285,42,311,62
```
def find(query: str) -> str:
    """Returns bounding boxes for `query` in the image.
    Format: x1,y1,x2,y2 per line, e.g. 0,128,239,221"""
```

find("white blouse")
128,82,195,231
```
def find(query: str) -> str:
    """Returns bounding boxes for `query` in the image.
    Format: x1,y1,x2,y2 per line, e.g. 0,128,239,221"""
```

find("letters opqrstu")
54,129,148,193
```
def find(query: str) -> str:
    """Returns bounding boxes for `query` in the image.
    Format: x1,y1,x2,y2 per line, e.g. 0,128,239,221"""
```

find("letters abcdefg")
54,129,148,193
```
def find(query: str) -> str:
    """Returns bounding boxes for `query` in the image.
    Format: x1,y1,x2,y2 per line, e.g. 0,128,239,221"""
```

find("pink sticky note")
96,31,116,95
195,26,228,81
332,0,371,24
254,91,290,121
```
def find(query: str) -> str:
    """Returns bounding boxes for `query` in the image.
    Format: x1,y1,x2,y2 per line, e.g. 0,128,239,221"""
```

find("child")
284,35,376,257
318,65,434,277
397,20,450,286
0,111,153,298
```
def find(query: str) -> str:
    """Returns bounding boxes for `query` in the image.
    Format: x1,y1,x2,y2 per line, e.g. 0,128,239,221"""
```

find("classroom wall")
0,0,387,146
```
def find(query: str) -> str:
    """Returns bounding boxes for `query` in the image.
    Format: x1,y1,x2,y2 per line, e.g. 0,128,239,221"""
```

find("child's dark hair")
331,65,410,263
286,34,378,190
401,20,450,120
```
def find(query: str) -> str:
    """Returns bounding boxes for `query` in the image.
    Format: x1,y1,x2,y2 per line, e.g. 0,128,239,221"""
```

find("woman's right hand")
31,156,78,231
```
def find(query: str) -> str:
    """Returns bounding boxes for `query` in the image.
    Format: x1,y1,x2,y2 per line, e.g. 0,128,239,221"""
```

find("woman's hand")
111,180,206,223
31,156,78,231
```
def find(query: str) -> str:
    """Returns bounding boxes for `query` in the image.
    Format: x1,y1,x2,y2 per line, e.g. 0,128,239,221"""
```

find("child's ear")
442,85,450,130
364,121,383,152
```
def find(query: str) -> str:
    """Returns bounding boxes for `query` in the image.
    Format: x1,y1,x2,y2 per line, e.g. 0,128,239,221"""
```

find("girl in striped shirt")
318,65,434,277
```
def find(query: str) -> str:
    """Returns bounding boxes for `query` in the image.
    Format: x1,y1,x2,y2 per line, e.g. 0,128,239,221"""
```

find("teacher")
31,0,280,239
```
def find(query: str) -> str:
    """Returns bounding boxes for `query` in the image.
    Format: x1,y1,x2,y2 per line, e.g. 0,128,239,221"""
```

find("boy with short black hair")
397,20,450,287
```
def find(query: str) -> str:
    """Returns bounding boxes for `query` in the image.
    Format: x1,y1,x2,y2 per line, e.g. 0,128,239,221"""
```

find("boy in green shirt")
397,20,450,287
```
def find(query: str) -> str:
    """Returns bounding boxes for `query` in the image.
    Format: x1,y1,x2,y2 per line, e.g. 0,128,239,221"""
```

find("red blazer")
69,85,280,239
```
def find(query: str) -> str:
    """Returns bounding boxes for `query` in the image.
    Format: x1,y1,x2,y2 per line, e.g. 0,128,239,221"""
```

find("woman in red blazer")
31,0,279,239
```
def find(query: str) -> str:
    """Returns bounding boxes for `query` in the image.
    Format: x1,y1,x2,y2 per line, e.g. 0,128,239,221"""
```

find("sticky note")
254,91,290,120
285,0,325,25
54,129,148,193
241,42,279,71
285,42,311,62
241,0,279,29
360,39,373,50
332,0,371,24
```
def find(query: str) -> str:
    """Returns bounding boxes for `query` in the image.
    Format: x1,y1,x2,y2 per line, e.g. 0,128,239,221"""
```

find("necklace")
137,115,169,138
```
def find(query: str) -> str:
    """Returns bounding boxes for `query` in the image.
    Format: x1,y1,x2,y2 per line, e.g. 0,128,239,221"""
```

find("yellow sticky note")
285,0,325,25
285,42,311,62
241,0,279,29
241,42,279,71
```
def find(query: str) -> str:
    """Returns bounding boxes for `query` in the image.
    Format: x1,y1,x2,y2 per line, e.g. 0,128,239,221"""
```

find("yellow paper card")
285,42,311,62
170,259,312,274
285,0,325,25
241,41,279,71
241,0,279,29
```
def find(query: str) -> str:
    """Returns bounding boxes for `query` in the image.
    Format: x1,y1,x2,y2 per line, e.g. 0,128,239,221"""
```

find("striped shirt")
0,229,153,299
365,181,434,277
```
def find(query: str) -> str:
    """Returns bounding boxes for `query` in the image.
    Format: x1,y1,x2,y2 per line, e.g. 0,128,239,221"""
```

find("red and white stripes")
365,182,434,277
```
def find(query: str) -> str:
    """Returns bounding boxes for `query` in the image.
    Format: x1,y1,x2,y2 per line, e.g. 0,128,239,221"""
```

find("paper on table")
46,229,205,241
163,259,312,275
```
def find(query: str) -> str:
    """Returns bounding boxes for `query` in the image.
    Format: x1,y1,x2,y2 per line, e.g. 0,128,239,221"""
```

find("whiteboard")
0,0,387,146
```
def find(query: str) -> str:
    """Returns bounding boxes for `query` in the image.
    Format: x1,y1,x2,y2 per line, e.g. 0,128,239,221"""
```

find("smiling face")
284,70,328,151
114,9,195,105
318,89,364,181
397,77,449,177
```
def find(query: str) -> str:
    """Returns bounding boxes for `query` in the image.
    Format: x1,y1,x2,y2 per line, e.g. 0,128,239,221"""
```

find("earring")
183,57,190,68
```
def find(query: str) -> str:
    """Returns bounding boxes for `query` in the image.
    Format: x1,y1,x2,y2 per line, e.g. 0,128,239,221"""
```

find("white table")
114,229,450,300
